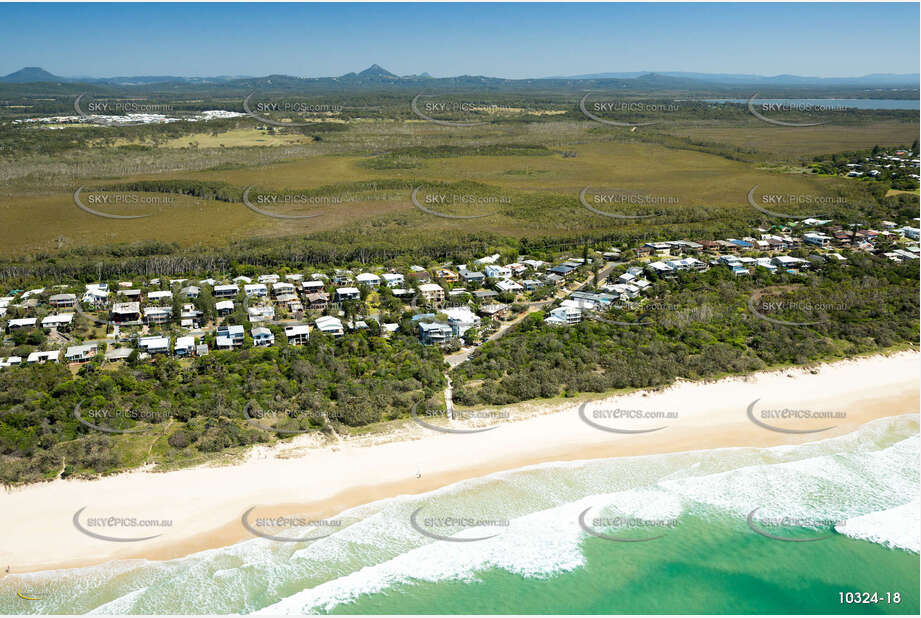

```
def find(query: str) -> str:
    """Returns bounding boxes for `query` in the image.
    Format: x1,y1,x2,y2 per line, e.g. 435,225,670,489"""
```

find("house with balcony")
253,326,277,346
418,321,454,345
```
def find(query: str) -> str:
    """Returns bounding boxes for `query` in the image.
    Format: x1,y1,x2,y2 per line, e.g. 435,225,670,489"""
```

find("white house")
147,290,173,303
442,306,481,337
174,336,196,357
484,264,512,279
548,305,582,324
272,282,296,296
252,326,276,346
315,315,344,336
213,284,239,298
336,287,361,302
215,299,235,315
7,317,38,331
495,279,523,293
27,350,60,364
356,272,381,287
381,273,405,288
283,324,310,345
64,343,97,363
139,336,170,355
41,313,74,330
244,283,268,297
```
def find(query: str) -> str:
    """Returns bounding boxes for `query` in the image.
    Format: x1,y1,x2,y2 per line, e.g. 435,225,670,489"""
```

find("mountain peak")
2,66,60,83
358,64,396,78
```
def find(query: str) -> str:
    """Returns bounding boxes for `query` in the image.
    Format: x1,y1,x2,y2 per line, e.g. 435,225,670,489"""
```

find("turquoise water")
2,415,918,615
331,516,918,614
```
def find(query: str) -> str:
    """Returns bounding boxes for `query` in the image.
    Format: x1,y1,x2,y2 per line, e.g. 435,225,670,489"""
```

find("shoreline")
2,350,918,575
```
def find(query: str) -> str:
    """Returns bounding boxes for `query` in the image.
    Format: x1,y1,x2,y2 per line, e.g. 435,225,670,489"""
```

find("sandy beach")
1,351,918,575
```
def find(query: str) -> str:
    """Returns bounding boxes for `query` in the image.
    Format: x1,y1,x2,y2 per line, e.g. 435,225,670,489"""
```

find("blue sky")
1,2,918,78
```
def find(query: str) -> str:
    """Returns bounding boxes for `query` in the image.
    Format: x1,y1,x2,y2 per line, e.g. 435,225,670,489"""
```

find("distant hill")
548,70,920,87
1,65,917,95
1,67,62,83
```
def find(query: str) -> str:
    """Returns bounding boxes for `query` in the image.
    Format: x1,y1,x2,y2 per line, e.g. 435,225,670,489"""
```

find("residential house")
179,285,200,299
213,284,239,298
111,302,141,323
144,306,172,325
473,289,499,301
442,306,481,337
484,264,512,279
381,273,405,288
247,305,275,323
355,273,381,287
64,343,97,363
139,336,170,355
460,270,485,284
147,290,173,304
27,350,60,364
244,283,268,298
253,326,277,346
546,305,582,325
48,293,77,308
272,282,297,297
407,270,431,284
478,303,509,317
215,300,235,316
495,279,523,294
336,287,361,302
521,279,542,290
803,232,833,248
435,269,459,282
257,274,279,284
417,283,445,303
295,279,322,293
305,292,329,311
216,324,245,348
548,264,576,277
418,321,454,345
174,336,196,357
6,317,37,332
315,315,344,337
41,313,74,330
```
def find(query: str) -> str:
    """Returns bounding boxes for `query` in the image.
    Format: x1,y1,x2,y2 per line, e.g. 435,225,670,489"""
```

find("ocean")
3,414,918,615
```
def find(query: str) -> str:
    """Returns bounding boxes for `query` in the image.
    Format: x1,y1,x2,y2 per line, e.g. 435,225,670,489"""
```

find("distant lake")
704,98,919,110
